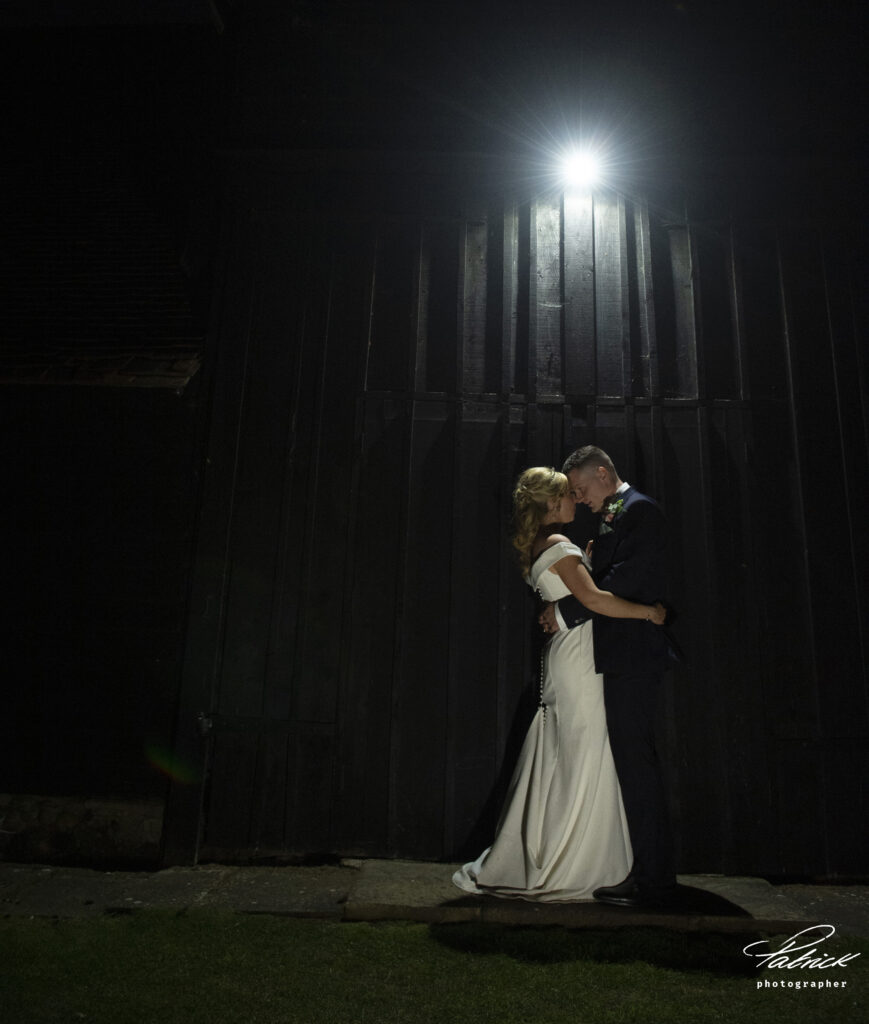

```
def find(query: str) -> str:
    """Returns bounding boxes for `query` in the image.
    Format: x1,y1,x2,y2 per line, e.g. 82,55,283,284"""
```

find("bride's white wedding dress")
452,541,632,901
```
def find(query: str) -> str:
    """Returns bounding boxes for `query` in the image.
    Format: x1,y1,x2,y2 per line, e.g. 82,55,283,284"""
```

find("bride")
452,467,666,901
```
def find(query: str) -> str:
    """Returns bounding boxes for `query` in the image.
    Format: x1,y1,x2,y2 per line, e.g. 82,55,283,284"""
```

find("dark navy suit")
556,485,676,895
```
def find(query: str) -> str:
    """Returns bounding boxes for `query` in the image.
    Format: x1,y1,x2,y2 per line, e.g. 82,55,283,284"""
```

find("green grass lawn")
1,911,865,1024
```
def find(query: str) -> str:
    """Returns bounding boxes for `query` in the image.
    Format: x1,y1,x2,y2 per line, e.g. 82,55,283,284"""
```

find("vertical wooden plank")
288,223,375,727
707,404,776,873
726,220,749,401
259,238,322,726
623,201,642,401
694,222,737,399
419,218,460,395
444,405,507,857
732,222,815,754
485,400,547,853
629,198,659,399
646,399,686,870
735,228,821,872
482,202,507,395
780,228,866,738
454,216,467,396
658,406,728,870
822,745,869,878
287,723,335,854
562,189,595,395
499,202,519,397
388,403,454,857
494,403,538,838
776,228,820,695
594,192,628,398
665,222,699,399
217,216,305,723
412,220,428,393
822,231,869,723
650,211,678,399
366,220,417,393
533,198,562,397
630,402,686,869
737,223,788,401
462,213,488,394
331,397,405,854
771,740,826,876
694,405,731,862
747,410,815,738
515,200,532,399
163,200,258,864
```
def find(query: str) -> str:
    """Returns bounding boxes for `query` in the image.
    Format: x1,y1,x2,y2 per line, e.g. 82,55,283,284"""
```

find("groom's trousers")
603,670,676,894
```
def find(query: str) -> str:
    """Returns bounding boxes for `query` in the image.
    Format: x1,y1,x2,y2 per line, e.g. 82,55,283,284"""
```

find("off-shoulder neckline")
529,539,583,575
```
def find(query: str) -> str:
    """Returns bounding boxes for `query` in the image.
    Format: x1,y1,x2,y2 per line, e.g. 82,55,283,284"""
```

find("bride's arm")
552,556,666,624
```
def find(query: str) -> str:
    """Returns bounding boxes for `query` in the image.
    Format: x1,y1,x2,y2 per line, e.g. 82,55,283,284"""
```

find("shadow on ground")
443,882,753,918
429,921,766,976
432,884,765,976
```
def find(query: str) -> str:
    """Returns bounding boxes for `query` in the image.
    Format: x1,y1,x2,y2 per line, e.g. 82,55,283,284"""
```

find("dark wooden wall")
163,153,868,877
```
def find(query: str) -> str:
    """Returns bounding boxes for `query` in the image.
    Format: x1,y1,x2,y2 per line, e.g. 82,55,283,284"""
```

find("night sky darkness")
0,1,864,185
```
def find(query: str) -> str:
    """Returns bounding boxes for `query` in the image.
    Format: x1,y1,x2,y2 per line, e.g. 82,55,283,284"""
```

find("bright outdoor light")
561,149,603,188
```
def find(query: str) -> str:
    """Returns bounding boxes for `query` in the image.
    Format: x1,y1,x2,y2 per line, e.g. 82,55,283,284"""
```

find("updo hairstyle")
512,467,568,576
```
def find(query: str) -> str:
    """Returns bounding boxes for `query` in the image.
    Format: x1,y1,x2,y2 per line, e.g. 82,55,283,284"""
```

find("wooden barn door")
163,162,868,875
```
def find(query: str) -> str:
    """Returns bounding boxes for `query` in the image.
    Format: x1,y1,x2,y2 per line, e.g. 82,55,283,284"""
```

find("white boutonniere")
599,497,625,535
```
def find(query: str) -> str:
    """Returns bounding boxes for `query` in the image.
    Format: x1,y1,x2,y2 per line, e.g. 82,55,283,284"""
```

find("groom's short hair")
562,445,617,478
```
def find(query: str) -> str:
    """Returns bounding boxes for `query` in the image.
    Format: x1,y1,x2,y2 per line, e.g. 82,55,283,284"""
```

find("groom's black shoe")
592,878,676,908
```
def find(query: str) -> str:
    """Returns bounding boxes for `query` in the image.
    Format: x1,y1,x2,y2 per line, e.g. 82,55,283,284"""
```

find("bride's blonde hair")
512,467,569,576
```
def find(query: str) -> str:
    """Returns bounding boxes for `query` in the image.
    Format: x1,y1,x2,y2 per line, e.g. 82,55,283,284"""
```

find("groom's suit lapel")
592,486,635,578
598,485,636,537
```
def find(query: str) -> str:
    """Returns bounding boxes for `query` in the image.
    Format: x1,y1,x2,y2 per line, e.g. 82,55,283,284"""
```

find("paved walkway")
3,859,867,935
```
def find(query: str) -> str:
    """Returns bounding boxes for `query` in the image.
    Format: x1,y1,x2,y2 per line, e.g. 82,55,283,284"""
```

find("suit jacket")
557,485,671,675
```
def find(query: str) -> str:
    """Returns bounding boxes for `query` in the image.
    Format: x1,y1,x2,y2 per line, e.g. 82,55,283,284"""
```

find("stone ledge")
0,793,165,869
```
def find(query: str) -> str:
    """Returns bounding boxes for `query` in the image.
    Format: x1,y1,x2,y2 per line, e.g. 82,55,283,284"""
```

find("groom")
539,445,677,907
